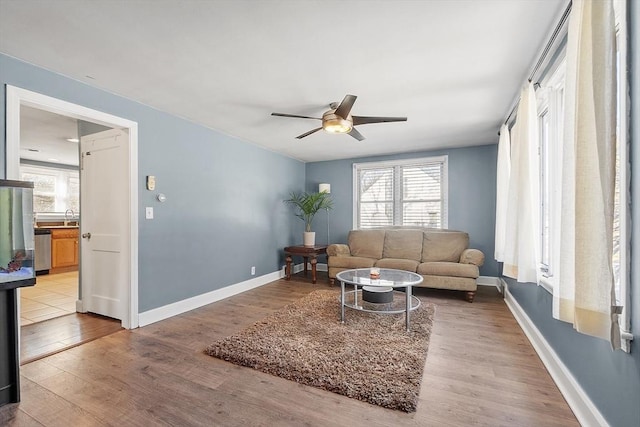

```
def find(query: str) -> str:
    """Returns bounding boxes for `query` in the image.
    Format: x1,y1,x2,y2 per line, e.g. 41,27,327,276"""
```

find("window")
535,0,630,349
20,164,80,213
539,108,551,272
536,58,565,286
612,0,630,349
353,156,448,229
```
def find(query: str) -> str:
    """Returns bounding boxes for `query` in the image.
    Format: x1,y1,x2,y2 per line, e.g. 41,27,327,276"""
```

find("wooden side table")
284,245,327,284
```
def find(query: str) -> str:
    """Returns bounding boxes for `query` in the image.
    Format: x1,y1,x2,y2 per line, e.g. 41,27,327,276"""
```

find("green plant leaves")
284,191,333,232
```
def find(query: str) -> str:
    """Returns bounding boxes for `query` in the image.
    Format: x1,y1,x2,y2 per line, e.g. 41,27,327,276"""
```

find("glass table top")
336,268,423,288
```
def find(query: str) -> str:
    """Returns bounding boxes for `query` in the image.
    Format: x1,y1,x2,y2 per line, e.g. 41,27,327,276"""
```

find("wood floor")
20,313,123,365
1,273,579,426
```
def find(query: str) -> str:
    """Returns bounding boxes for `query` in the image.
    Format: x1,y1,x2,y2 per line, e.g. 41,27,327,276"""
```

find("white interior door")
80,128,129,323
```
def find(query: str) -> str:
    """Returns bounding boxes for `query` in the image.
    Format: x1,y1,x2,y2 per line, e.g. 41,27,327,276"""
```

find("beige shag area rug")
205,289,435,412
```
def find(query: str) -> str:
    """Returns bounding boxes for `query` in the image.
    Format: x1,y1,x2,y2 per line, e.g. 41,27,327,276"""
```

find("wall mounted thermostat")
146,176,156,191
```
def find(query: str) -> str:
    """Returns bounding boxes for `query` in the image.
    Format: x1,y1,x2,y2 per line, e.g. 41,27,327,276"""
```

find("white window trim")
352,156,448,229
614,0,632,351
536,55,565,292
538,99,551,275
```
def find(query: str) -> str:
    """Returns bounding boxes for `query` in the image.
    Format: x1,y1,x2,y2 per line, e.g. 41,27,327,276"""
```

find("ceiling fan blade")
348,127,365,141
271,113,321,120
352,116,408,126
334,94,357,119
296,127,323,139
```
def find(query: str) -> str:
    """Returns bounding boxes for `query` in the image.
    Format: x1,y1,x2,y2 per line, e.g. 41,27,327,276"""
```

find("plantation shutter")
355,157,447,229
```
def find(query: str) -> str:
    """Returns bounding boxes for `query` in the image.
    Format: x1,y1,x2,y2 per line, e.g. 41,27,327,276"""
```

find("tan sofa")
327,228,485,302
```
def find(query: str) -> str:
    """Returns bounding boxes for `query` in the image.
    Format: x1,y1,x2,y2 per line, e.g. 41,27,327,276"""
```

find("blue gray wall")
503,3,640,426
305,144,499,277
0,53,305,312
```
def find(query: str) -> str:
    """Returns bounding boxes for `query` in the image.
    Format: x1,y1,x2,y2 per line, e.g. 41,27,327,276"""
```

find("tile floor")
20,271,79,325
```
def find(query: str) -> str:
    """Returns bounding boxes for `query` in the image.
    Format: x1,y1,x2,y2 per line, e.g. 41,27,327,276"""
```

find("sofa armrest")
327,244,351,257
460,249,485,267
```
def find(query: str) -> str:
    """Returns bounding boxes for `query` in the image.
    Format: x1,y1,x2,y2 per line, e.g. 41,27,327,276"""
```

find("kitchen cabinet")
51,228,79,269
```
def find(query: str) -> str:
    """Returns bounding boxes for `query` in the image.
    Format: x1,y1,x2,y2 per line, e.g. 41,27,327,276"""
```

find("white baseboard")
502,280,610,427
138,269,283,327
75,299,86,313
476,275,501,290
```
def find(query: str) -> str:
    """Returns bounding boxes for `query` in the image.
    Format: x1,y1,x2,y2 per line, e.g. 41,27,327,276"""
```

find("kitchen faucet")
64,209,75,226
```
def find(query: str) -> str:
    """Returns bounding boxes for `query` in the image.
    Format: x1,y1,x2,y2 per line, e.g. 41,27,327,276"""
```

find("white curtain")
553,0,620,348
502,82,540,283
494,124,511,261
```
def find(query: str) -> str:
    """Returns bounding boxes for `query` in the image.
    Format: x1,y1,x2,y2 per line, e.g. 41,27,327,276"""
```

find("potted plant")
284,191,333,246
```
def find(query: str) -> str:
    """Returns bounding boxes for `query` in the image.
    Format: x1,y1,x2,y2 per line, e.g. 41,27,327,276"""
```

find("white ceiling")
0,0,567,162
20,106,80,166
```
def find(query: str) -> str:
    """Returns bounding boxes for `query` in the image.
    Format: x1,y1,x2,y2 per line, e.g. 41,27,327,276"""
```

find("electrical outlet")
145,207,154,219
251,266,256,275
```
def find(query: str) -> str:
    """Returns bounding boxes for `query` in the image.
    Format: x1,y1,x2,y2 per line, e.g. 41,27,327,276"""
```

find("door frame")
5,85,139,329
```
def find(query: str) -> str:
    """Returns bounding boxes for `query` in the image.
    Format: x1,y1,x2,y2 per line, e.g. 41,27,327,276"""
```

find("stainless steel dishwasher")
34,228,51,274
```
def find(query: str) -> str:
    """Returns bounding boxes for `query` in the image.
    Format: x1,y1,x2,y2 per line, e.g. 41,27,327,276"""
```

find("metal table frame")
336,268,423,332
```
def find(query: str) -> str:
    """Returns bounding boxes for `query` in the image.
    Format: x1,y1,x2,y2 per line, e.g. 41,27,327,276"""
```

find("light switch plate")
145,207,154,219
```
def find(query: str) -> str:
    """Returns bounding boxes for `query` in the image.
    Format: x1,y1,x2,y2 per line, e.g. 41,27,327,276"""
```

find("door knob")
82,232,91,240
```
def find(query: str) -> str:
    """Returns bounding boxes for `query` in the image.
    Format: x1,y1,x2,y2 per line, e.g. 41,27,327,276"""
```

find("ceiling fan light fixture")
322,112,352,134
272,93,406,141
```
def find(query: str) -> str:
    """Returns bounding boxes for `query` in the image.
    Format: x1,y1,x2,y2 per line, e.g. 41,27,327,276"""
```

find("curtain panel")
494,124,511,262
502,82,541,284
553,0,620,348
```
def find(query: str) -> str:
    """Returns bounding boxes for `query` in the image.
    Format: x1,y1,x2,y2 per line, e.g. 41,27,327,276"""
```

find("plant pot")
303,231,316,247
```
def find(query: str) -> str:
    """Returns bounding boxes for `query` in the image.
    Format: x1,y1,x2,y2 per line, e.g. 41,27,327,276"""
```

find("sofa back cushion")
421,231,469,262
348,229,386,259
382,229,423,261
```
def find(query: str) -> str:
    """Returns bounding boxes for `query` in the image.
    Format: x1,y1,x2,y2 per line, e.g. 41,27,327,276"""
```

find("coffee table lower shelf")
340,290,421,315
340,288,421,332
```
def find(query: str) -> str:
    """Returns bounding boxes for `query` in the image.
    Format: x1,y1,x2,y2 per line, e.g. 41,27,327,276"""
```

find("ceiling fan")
271,94,407,141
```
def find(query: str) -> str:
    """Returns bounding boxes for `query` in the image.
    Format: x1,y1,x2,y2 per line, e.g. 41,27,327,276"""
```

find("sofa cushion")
375,258,420,272
382,229,423,261
329,256,377,269
348,229,386,259
417,261,478,279
422,231,469,262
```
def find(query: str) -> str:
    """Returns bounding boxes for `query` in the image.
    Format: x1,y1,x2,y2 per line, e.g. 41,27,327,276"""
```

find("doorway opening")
18,107,89,326
5,86,139,353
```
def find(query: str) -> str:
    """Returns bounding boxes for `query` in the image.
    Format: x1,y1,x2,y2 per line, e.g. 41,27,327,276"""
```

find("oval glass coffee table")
336,268,423,332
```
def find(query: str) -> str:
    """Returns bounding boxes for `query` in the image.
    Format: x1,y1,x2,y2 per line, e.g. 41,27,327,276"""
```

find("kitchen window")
20,164,79,214
353,156,448,229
